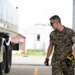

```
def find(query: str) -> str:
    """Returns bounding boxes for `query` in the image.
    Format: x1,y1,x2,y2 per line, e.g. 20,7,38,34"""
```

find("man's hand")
66,54,74,67
44,58,49,66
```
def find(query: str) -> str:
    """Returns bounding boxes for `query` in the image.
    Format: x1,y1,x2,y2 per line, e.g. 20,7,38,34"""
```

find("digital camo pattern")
72,36,75,42
50,26,75,75
52,64,74,75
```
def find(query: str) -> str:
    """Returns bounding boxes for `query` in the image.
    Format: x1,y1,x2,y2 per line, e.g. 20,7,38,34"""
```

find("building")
23,25,53,52
0,0,19,36
0,0,26,53
11,34,26,52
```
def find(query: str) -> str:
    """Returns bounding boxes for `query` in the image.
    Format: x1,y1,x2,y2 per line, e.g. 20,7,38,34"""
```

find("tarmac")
7,65,52,75
7,55,75,75
12,55,52,66
6,55,52,75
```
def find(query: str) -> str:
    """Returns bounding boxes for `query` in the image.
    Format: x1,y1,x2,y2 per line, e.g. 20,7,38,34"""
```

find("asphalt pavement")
6,55,75,75
7,65,52,75
12,55,52,66
6,55,52,75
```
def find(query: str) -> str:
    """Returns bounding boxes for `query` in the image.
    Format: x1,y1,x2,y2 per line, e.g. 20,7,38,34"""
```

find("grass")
23,49,45,56
12,49,45,56
12,48,54,56
23,49,54,56
24,46,54,56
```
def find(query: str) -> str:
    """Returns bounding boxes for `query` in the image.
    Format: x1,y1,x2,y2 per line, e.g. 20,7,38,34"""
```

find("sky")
8,0,73,28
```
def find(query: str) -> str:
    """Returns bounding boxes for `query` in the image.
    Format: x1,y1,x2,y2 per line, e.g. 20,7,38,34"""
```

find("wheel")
0,62,5,75
0,45,6,75
5,44,12,73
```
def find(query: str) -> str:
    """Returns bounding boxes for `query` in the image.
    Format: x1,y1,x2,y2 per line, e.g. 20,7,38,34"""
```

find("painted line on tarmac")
34,68,38,75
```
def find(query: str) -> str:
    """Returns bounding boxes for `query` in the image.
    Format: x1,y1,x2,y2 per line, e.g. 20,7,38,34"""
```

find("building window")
37,34,40,41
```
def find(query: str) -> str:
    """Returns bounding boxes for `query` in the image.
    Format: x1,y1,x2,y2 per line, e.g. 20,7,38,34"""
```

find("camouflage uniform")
50,26,75,75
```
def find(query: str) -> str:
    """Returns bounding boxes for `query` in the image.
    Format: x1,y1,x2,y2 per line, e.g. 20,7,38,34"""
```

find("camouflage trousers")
51,60,74,75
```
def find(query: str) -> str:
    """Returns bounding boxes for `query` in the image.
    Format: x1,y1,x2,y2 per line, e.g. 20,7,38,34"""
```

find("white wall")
0,0,19,25
21,26,53,52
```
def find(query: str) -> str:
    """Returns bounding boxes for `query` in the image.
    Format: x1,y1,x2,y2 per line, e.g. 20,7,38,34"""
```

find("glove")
66,54,74,67
44,58,49,66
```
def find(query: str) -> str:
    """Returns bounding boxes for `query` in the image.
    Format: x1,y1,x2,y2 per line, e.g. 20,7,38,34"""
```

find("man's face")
50,20,58,29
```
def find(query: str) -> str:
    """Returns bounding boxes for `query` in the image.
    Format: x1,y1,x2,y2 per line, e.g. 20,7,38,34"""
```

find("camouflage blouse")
50,26,75,65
